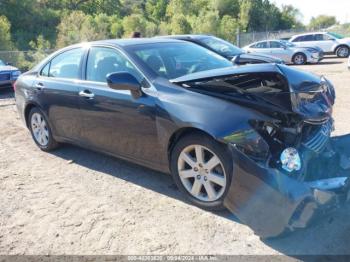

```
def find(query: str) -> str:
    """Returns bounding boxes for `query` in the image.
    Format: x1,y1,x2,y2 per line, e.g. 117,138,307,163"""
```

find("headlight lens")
280,147,301,172
224,129,269,161
11,70,21,77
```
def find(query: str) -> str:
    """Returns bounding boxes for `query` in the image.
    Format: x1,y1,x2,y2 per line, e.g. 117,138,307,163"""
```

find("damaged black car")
14,39,350,238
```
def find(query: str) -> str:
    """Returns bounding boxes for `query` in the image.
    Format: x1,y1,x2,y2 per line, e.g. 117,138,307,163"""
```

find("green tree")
219,15,238,43
309,15,338,30
212,0,239,18
279,5,304,30
192,10,220,35
169,14,192,34
122,14,146,37
56,11,94,48
0,15,13,50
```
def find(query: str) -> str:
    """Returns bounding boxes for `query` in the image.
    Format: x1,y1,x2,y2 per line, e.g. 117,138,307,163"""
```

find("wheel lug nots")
194,167,198,172
196,175,201,180
204,176,208,181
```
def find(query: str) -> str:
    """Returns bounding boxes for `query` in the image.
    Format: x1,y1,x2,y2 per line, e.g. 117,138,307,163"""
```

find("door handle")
35,82,44,90
79,90,95,99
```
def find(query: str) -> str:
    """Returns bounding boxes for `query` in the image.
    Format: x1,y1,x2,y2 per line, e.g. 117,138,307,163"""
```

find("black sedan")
15,38,350,238
156,34,284,65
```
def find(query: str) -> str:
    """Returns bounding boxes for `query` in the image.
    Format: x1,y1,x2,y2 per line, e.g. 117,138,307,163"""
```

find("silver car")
0,59,21,89
243,40,323,65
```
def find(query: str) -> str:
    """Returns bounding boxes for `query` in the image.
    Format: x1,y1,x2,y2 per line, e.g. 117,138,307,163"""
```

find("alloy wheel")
337,47,349,57
31,112,49,146
177,145,227,202
293,54,305,65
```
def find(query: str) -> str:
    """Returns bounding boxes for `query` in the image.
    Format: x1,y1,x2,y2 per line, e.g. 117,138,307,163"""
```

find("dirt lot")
1,57,350,256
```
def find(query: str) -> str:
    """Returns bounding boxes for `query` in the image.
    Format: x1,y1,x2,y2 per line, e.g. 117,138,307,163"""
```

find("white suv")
289,32,350,58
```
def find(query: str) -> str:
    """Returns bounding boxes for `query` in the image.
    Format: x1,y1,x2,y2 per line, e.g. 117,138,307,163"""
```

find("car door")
78,46,159,163
33,47,84,141
268,41,291,62
314,34,335,52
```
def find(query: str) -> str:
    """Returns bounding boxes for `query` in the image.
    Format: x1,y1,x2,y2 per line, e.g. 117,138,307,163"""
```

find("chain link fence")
0,50,54,72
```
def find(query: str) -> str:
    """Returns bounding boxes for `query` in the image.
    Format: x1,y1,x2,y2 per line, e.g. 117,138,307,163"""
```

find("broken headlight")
223,129,270,161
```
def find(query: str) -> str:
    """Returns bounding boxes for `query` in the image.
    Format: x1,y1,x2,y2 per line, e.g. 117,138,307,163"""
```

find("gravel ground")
0,57,350,256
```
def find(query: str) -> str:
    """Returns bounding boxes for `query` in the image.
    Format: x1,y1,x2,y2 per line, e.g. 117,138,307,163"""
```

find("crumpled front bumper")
223,134,350,238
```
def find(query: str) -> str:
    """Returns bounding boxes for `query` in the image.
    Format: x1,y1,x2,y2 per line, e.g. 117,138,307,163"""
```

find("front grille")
0,72,11,81
303,120,333,153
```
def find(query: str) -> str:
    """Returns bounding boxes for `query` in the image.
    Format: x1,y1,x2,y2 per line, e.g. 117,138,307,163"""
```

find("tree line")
0,0,339,69
1,0,306,50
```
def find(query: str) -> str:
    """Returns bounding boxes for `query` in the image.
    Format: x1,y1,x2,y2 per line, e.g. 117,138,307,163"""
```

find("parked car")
156,34,284,65
0,59,21,89
243,40,323,65
289,32,350,58
15,38,350,238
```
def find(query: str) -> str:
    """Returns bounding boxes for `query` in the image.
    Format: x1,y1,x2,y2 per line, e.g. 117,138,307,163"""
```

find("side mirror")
107,72,142,99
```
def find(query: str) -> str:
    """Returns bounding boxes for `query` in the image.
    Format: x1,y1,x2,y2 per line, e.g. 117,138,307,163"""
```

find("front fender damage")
223,134,350,238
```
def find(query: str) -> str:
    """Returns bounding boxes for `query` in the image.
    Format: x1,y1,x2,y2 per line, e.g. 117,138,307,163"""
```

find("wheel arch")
167,127,216,162
334,44,349,54
24,102,40,128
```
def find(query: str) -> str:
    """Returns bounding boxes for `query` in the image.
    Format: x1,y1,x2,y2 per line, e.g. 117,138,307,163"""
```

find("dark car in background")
15,38,350,238
0,59,21,89
157,34,284,65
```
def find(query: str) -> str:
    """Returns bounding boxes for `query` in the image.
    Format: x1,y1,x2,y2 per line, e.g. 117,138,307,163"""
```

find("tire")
292,53,307,65
335,45,350,58
170,133,233,211
28,107,59,151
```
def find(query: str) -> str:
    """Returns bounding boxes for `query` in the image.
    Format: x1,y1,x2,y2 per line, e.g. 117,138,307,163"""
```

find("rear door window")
45,48,84,79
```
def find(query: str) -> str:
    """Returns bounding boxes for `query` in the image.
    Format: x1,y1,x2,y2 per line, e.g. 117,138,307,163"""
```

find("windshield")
0,60,5,66
328,32,344,39
200,36,243,57
129,42,232,79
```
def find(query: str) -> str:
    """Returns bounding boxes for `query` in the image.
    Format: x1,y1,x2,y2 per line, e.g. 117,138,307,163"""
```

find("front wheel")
170,133,233,210
28,107,59,151
336,46,349,58
292,53,307,65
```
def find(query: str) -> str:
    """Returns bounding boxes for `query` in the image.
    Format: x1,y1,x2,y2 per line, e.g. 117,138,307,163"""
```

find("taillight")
13,81,17,92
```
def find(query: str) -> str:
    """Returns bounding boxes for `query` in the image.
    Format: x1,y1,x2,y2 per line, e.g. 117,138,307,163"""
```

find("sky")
273,0,350,25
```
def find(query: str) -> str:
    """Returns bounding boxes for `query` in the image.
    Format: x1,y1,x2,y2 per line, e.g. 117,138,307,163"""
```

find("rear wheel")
292,53,306,65
170,133,233,210
28,107,58,151
336,45,349,58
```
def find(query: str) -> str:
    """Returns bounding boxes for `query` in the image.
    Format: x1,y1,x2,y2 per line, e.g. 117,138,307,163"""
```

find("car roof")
62,38,186,50
291,32,327,38
155,34,212,40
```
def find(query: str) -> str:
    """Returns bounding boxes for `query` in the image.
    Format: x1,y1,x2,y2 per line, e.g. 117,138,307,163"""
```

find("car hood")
0,65,18,71
338,37,350,44
236,52,283,63
171,64,334,122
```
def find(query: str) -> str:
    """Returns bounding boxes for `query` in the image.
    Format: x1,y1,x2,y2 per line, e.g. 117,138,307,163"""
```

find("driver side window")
86,47,142,83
